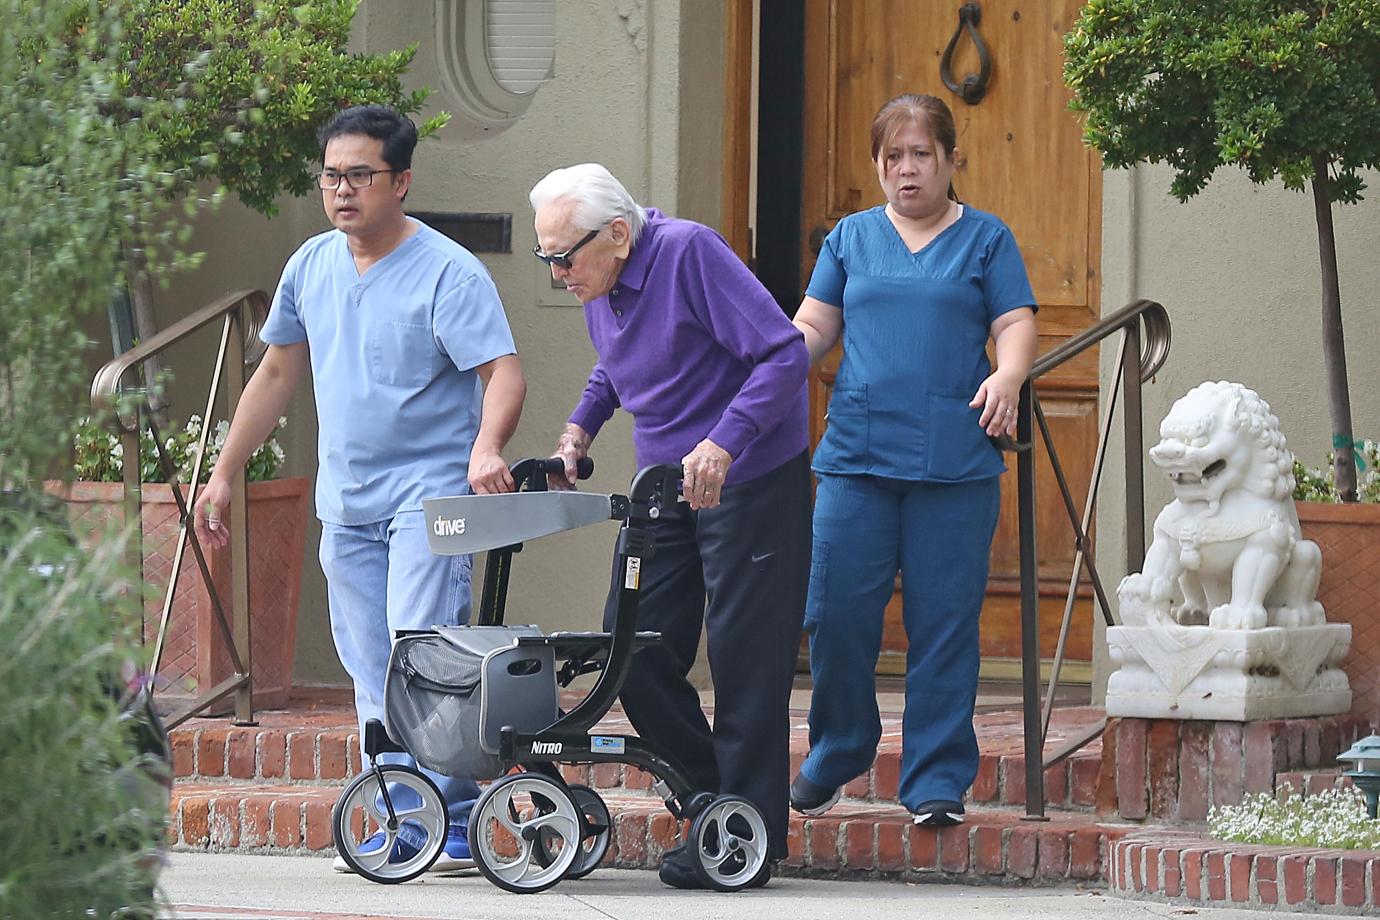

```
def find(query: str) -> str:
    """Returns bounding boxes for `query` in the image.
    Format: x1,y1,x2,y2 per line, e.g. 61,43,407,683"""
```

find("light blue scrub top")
806,205,1036,483
261,218,517,525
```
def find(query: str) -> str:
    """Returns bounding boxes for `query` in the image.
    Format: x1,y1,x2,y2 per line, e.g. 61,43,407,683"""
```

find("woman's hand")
970,369,1023,437
975,307,1038,437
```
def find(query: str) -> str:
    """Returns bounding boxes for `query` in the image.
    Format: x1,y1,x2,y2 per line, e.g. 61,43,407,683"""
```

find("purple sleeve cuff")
706,414,756,460
569,400,612,439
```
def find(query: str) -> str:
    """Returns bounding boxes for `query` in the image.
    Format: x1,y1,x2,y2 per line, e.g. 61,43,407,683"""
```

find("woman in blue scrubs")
789,93,1038,827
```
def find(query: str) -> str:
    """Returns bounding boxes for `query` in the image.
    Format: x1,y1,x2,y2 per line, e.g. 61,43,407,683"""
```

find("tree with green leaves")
2,1,183,916
77,0,449,413
1064,0,1380,500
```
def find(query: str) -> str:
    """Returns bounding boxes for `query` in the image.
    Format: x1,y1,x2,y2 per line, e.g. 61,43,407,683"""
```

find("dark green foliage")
1065,1,1380,201
90,0,449,215
0,504,164,920
1,2,174,915
0,0,188,487
1064,1,1380,498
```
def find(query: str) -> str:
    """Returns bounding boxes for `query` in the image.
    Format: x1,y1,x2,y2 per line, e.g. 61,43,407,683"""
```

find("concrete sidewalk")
160,852,1316,920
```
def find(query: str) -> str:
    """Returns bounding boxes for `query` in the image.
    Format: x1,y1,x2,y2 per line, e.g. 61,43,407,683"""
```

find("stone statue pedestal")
1106,622,1352,720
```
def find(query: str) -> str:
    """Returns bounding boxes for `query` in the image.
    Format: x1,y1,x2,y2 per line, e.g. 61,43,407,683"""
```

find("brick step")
172,714,1107,811
168,782,1126,883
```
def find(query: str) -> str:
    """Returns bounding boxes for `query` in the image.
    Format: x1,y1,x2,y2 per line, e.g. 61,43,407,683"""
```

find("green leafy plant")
67,0,451,415
1293,439,1380,502
1064,1,1380,500
1210,784,1380,849
73,414,287,484
1,1,183,915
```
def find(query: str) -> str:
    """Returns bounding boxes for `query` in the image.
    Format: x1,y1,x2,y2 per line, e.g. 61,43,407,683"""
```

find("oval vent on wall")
436,0,555,136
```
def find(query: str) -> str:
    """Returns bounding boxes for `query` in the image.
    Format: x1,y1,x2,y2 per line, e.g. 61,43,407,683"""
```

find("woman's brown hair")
870,93,962,201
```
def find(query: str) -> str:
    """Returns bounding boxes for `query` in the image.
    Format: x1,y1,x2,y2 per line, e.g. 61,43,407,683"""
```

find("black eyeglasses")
532,228,601,270
315,167,399,190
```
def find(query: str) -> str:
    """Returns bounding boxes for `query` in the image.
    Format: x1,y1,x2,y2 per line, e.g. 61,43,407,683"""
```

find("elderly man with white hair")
529,164,810,889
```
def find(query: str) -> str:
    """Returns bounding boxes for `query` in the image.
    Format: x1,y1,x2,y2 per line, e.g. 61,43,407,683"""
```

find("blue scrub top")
806,205,1035,482
261,218,517,525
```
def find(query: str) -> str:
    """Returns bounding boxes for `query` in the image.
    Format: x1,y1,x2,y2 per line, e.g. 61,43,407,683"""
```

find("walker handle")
509,456,594,492
538,456,594,480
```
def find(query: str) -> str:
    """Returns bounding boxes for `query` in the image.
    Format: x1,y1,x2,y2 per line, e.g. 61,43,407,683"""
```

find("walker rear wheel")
538,783,610,879
470,773,581,893
687,794,770,891
331,765,447,884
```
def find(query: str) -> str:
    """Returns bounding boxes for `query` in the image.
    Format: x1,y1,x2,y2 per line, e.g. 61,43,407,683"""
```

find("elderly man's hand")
469,447,515,494
549,423,592,490
681,439,732,510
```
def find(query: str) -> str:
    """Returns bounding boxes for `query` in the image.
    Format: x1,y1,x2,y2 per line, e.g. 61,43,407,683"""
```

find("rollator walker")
330,458,770,893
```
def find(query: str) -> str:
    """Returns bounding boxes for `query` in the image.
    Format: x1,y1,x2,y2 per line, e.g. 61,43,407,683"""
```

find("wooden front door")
800,0,1101,680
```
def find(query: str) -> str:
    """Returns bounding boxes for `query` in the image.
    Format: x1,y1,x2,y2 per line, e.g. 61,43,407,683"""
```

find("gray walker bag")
382,624,559,780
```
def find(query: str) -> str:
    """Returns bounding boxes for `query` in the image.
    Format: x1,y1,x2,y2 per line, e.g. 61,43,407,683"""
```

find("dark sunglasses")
532,227,601,270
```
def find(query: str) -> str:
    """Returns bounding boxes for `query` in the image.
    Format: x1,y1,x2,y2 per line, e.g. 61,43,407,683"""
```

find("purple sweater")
569,210,809,485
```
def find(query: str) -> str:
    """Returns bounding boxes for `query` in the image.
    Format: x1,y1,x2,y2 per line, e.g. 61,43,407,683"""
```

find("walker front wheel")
470,773,581,893
331,765,447,884
687,794,770,891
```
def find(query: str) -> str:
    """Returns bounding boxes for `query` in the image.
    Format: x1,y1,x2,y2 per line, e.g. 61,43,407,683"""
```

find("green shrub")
1,1,184,915
0,507,163,919
1064,1,1380,500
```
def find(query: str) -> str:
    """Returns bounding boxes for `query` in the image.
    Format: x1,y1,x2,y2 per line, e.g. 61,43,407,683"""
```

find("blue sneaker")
332,825,424,873
430,823,475,873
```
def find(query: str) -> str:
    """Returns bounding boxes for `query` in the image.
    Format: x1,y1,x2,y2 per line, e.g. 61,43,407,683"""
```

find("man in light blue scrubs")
193,105,526,873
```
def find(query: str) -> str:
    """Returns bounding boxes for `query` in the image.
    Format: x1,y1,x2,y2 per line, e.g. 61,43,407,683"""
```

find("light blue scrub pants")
800,473,1000,810
319,509,480,824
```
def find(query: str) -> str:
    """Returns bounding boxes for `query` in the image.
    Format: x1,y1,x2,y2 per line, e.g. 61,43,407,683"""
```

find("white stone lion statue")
1118,381,1324,630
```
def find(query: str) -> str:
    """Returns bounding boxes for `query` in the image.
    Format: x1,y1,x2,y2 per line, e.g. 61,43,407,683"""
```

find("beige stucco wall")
1092,164,1380,698
152,0,725,686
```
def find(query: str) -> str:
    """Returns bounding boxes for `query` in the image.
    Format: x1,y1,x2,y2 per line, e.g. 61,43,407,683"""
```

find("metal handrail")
1017,298,1170,819
91,289,270,728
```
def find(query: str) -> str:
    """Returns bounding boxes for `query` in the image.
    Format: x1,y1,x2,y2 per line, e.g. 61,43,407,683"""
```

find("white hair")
528,163,647,245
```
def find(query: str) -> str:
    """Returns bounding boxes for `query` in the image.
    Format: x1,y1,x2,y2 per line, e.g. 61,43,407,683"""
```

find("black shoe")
657,844,775,890
657,845,706,890
911,799,965,827
789,772,841,816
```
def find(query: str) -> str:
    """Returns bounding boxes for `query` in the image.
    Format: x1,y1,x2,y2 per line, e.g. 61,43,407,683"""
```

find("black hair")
317,105,418,171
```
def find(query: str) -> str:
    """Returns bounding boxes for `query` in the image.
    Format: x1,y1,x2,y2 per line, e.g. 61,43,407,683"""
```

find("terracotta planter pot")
45,478,310,710
1298,500,1380,728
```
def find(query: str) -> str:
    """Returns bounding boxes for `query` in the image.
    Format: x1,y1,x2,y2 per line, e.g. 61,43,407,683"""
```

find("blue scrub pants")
800,473,1000,809
319,509,480,824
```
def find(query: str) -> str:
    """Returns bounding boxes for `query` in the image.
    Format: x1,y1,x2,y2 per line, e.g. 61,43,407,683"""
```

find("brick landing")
169,782,1126,885
170,689,1107,812
168,688,1115,886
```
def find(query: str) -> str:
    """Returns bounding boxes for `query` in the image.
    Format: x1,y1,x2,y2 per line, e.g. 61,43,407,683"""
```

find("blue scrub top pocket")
817,385,870,470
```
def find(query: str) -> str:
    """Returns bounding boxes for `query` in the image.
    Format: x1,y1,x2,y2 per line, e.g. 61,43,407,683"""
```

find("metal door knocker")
940,2,992,105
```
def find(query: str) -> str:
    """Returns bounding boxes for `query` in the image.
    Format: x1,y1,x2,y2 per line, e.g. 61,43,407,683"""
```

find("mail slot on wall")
410,211,512,254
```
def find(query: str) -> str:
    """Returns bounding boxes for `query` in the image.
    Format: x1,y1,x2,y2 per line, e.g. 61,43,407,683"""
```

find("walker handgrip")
538,456,594,480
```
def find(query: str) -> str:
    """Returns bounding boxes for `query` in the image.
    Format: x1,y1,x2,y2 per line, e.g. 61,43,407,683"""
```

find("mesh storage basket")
383,625,558,779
